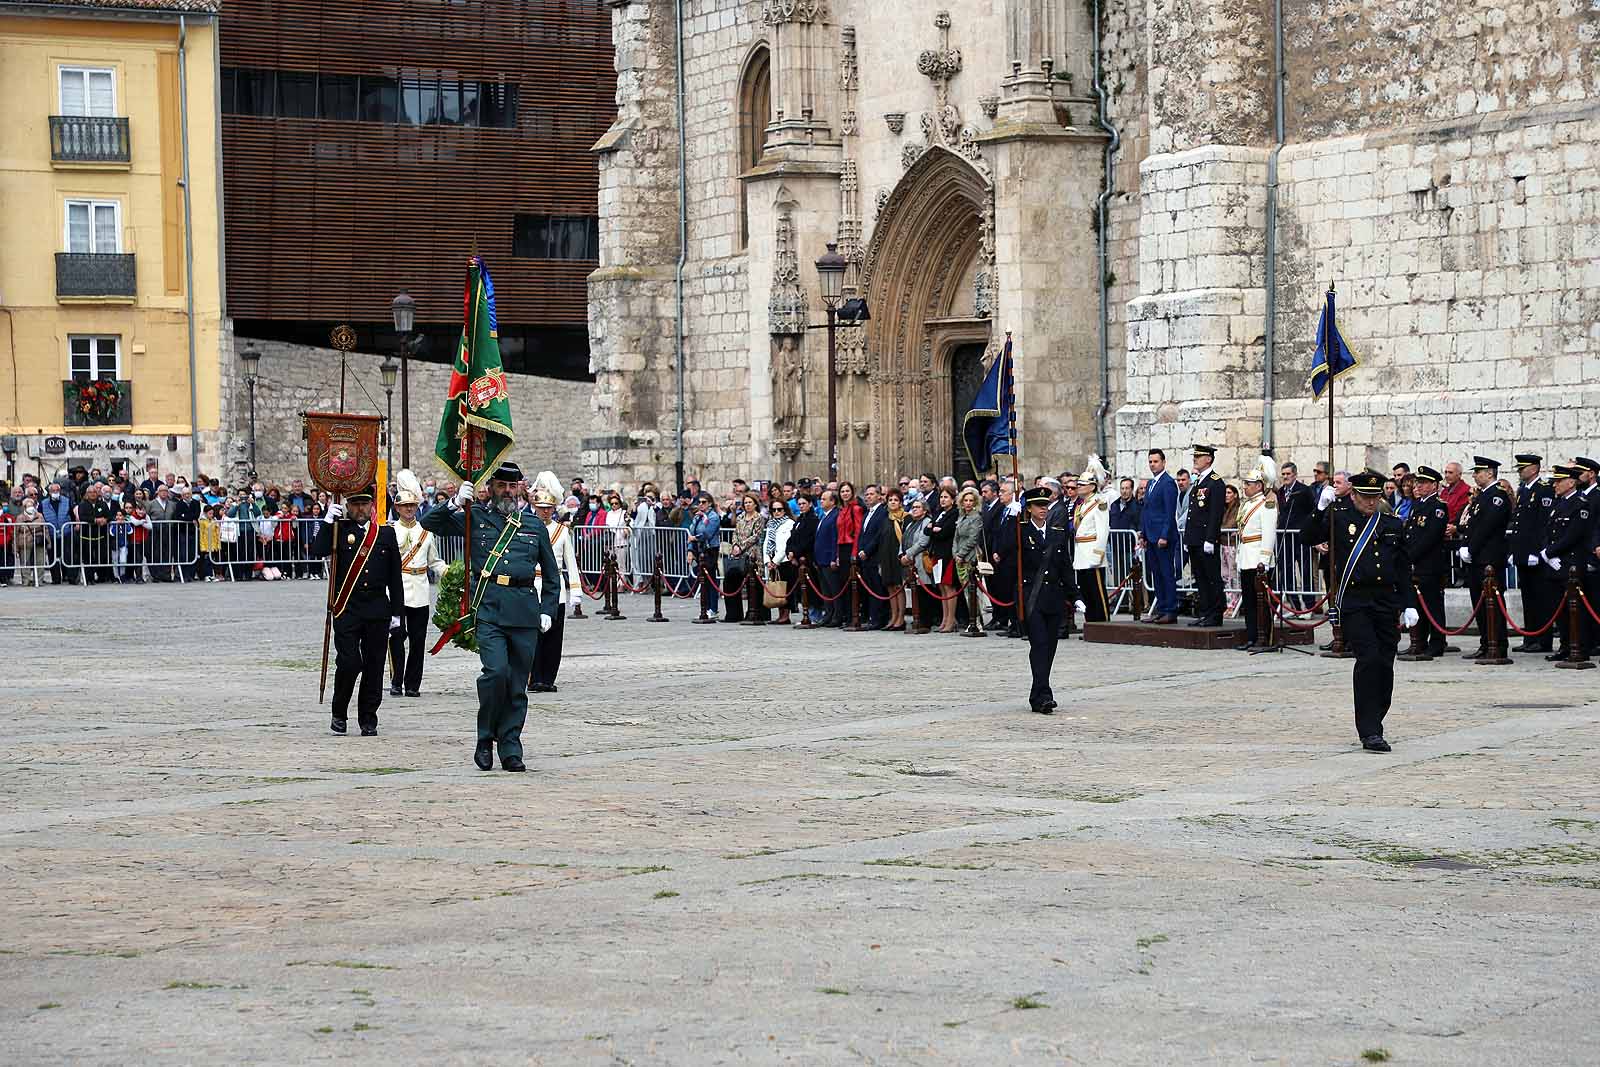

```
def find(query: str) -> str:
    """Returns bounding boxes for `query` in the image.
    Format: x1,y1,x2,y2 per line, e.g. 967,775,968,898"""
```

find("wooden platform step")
1082,619,1315,650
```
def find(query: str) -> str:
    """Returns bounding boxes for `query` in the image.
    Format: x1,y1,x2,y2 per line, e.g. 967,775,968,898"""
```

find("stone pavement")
3,582,1598,1065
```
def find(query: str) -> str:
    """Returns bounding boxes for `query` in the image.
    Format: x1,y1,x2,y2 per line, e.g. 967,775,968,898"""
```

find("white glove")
1203,541,1215,555
1317,485,1335,510
1074,600,1086,613
1546,555,1561,571
389,615,403,631
326,502,344,521
569,594,582,610
1401,608,1419,628
1457,547,1470,563
1527,554,1540,567
455,481,474,505
539,613,552,633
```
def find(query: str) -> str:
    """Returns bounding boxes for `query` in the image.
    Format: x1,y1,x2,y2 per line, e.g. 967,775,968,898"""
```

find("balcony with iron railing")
50,115,131,164
56,253,137,299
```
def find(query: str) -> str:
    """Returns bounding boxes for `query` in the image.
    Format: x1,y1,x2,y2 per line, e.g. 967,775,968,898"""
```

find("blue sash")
1336,512,1381,612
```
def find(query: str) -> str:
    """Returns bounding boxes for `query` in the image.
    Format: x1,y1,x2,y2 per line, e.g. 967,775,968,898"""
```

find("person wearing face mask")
42,483,72,585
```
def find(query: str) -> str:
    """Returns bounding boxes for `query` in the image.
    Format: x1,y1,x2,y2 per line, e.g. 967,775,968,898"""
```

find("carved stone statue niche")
772,335,807,437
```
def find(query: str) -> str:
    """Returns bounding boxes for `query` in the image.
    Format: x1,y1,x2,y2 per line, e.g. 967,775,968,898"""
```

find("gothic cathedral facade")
586,1,1599,488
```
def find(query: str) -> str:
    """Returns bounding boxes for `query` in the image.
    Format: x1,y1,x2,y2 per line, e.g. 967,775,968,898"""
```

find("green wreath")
431,559,479,653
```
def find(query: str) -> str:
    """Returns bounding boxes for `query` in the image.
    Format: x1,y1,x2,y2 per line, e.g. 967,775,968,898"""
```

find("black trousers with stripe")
1077,567,1109,622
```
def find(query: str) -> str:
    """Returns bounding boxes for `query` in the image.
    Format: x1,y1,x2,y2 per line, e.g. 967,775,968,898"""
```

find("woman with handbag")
899,497,934,634
925,487,960,632
725,493,765,623
762,497,795,625
878,489,908,631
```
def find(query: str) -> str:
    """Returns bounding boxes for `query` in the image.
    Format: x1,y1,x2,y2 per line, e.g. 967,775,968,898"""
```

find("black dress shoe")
1361,736,1392,753
404,690,419,698
474,742,493,771
526,681,544,693
1153,615,1178,625
1030,703,1053,715
1546,651,1568,661
1513,643,1536,653
502,755,526,772
330,718,347,735
389,686,402,696
360,728,378,736
1042,699,1058,712
545,683,559,693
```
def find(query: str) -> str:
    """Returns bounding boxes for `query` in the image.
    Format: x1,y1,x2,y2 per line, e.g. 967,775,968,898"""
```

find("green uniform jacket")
422,503,560,629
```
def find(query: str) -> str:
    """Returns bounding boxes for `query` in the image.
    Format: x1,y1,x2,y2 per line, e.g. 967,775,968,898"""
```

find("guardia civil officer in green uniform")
1332,471,1414,752
423,461,560,772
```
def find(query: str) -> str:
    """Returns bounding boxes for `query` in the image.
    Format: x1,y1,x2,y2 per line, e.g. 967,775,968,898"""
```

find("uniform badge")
346,533,356,545
1493,496,1503,506
1348,523,1357,536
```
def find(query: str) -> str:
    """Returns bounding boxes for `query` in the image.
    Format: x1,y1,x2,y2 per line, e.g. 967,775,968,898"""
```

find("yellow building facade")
0,0,225,483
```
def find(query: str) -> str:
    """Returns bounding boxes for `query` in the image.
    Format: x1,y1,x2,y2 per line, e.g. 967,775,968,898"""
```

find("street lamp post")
240,347,261,478
380,358,399,473
814,243,846,482
391,290,415,470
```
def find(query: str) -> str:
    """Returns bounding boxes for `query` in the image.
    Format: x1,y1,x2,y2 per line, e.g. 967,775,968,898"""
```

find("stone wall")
231,338,593,488
1114,0,1600,482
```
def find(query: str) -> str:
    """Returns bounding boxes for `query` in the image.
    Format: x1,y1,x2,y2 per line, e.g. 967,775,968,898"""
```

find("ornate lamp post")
813,243,846,481
380,357,399,473
240,346,261,478
390,290,415,469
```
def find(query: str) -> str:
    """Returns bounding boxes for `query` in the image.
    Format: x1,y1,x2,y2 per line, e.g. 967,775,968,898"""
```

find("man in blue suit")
813,489,841,626
855,484,890,629
1138,448,1180,623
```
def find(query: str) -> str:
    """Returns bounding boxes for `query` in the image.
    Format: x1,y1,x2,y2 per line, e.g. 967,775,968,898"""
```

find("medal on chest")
346,533,356,545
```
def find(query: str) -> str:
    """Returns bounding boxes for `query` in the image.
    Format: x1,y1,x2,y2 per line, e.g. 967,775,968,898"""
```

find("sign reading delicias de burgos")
44,436,155,455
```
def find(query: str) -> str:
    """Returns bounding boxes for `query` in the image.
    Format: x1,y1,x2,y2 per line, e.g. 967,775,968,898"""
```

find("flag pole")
1324,281,1343,658
1006,332,1023,626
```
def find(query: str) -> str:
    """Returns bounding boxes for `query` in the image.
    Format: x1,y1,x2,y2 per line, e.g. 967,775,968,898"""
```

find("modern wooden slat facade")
219,0,614,334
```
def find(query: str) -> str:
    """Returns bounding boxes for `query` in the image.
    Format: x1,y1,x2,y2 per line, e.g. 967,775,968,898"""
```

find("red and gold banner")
303,412,382,496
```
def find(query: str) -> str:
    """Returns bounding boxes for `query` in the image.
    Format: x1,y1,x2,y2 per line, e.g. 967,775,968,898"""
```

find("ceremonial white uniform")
388,517,445,695
1073,494,1111,622
1234,487,1278,647
529,516,582,691
1235,491,1278,572
393,519,445,607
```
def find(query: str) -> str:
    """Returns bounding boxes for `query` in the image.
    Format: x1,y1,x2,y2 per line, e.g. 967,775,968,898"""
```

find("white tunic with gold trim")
533,518,583,607
1235,491,1278,572
1072,496,1109,571
392,518,445,609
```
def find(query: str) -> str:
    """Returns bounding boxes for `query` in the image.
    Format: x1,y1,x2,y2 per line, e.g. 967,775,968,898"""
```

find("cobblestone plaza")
4,582,1599,1064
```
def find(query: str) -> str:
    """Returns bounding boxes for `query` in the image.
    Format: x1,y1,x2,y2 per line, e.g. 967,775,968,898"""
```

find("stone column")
999,0,1076,124
762,0,835,156
1114,0,1274,477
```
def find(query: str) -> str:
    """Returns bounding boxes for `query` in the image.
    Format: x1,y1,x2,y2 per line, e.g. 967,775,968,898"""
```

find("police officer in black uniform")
1507,453,1557,654
1400,465,1451,660
1576,457,1600,657
1020,487,1077,714
1333,471,1412,752
1457,456,1511,660
312,486,404,736
1184,445,1226,626
1541,464,1591,661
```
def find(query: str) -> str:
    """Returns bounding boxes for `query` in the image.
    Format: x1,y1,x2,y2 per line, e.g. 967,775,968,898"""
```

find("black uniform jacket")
1182,469,1226,550
1021,512,1078,616
1543,492,1591,564
1404,495,1450,580
1463,482,1511,567
1508,477,1556,559
312,520,404,623
1334,511,1411,601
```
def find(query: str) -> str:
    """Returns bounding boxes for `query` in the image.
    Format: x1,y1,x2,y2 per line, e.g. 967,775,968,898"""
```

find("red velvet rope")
804,571,851,603
699,565,747,599
1583,589,1600,626
976,578,1015,608
1494,591,1566,637
1262,583,1327,629
1410,584,1486,637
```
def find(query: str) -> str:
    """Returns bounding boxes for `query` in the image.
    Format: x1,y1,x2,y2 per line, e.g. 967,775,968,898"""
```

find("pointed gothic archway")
859,146,994,479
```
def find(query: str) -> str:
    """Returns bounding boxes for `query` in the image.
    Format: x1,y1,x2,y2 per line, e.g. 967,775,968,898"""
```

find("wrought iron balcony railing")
50,115,131,163
56,253,137,298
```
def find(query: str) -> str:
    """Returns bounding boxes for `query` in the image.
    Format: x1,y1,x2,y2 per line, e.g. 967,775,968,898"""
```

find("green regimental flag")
435,256,514,482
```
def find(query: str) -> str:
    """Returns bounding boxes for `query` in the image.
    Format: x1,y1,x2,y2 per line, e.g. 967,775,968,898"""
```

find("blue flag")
962,336,1016,475
1309,286,1359,400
